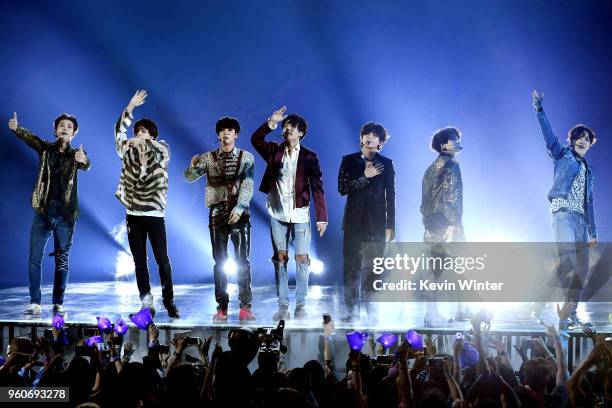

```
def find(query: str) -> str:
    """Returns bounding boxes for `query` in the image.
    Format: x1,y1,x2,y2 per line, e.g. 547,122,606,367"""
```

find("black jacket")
338,152,395,233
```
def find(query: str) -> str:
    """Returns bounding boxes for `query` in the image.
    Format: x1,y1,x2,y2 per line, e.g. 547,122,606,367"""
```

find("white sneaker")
142,293,154,308
24,303,41,315
141,293,156,317
53,304,66,317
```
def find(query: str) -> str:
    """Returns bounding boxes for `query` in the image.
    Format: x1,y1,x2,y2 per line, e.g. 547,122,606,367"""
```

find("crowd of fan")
0,304,610,407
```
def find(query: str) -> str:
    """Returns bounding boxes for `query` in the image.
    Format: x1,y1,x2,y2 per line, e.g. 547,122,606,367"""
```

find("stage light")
460,342,480,367
376,333,398,348
405,329,423,349
310,259,324,274
346,331,369,351
85,335,104,347
97,317,112,333
114,318,129,336
129,307,153,330
52,314,65,330
224,259,237,276
115,250,135,279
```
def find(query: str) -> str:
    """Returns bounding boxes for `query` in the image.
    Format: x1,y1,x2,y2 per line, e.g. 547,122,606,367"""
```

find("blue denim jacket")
537,110,597,239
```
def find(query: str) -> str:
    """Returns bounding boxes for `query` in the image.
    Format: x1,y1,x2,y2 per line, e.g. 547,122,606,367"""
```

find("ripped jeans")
270,217,311,308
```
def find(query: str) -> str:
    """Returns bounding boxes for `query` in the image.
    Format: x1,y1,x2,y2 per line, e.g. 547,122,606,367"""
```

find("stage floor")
0,282,610,333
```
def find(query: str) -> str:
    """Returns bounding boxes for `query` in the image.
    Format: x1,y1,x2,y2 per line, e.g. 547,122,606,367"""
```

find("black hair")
281,114,308,138
216,116,241,135
430,127,461,153
360,121,389,144
133,118,158,139
567,124,597,146
54,113,79,134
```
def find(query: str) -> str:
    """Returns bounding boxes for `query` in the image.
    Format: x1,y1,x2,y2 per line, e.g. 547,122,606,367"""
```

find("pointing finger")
13,112,17,120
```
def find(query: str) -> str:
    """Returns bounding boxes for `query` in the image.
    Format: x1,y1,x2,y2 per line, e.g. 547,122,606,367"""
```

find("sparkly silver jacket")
420,153,462,231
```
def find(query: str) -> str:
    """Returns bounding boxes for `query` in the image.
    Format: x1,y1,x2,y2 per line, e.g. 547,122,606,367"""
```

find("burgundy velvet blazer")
251,122,328,223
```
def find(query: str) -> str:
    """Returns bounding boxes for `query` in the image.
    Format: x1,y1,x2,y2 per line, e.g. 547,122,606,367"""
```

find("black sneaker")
294,305,308,320
164,302,180,319
273,306,290,322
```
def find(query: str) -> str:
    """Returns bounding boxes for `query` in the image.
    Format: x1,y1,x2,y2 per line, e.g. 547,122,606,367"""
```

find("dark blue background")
1,0,611,287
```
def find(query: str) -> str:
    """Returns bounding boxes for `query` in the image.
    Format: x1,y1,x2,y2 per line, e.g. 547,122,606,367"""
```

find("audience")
0,306,610,408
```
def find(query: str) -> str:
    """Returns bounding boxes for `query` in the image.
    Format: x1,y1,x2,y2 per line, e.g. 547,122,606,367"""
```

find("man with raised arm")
184,117,255,323
114,90,179,319
251,106,328,321
8,111,90,317
532,90,597,328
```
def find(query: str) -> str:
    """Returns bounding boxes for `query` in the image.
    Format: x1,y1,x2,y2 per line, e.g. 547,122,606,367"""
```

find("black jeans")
343,228,385,314
209,203,252,309
126,215,174,304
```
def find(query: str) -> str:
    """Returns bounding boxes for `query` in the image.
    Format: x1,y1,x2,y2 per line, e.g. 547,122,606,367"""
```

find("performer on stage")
338,122,395,322
184,117,255,323
8,112,90,317
532,90,597,328
420,127,467,326
114,90,179,319
251,107,328,321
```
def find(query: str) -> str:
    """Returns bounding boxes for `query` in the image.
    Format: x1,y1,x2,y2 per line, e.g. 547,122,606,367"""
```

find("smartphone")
427,357,445,368
185,337,200,346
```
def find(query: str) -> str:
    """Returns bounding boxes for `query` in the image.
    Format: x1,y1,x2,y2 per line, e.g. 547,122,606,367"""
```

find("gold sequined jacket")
12,126,91,221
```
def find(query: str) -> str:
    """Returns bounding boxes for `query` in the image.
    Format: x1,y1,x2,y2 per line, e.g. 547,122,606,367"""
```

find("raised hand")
75,144,87,164
148,323,159,343
127,90,148,115
123,342,134,357
269,106,287,127
211,343,223,365
532,89,544,111
197,336,213,363
172,334,188,355
8,112,18,131
557,302,575,321
513,338,530,362
364,161,384,178
424,334,437,356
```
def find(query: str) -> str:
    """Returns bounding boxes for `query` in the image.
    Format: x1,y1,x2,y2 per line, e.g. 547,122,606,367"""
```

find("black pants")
209,204,252,309
126,215,174,304
343,228,385,314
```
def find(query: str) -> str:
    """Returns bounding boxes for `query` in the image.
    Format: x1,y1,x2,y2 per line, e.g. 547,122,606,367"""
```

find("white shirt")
267,143,311,223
